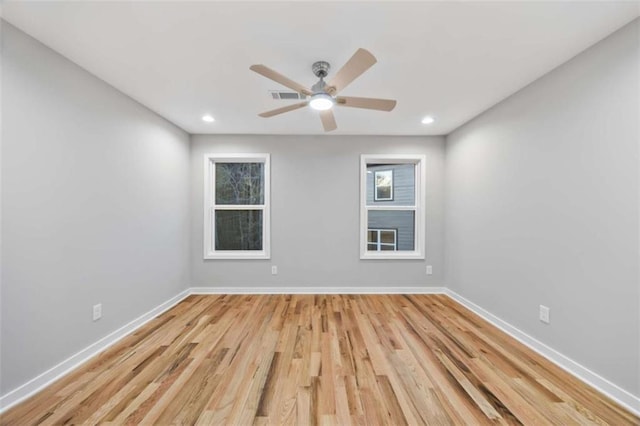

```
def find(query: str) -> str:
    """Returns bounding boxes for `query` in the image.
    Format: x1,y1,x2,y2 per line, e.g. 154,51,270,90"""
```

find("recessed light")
421,116,435,124
202,114,215,123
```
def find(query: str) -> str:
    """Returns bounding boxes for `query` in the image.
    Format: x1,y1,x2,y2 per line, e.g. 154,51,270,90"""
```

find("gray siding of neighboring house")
366,164,416,250
368,210,415,250
366,164,415,206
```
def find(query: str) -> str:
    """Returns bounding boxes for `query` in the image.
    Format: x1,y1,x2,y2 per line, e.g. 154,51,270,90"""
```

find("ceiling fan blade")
258,102,308,118
250,65,313,96
319,110,337,132
336,96,397,112
327,48,377,94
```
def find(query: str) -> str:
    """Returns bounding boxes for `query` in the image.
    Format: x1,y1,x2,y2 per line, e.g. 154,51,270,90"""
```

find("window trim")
367,228,397,251
203,153,270,259
360,154,426,260
374,169,394,201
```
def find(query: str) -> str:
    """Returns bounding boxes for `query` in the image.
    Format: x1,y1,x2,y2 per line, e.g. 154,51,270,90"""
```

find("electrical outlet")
271,265,278,275
539,305,550,324
426,265,433,275
93,303,102,321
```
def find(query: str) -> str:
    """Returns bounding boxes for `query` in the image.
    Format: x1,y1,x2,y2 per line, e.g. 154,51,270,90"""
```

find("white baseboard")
444,289,640,416
0,289,191,413
190,286,446,295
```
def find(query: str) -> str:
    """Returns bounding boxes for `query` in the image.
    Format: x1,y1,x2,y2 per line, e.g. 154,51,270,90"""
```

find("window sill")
204,251,270,260
360,252,424,260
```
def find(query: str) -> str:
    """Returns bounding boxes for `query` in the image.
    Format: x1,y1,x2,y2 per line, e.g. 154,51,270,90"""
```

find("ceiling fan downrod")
311,61,331,93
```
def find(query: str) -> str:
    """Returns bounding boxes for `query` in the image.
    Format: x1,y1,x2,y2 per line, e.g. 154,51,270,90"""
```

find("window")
204,154,270,259
368,229,397,251
374,170,393,201
361,154,425,259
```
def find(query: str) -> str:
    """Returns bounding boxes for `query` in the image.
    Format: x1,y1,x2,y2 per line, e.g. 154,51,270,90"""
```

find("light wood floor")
2,294,637,425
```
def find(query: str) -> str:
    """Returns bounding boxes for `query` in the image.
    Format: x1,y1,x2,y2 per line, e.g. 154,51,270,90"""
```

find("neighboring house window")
374,170,393,201
360,154,426,259
368,229,397,251
204,154,270,259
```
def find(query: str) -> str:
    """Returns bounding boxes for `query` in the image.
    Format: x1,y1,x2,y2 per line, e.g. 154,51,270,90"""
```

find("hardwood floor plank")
2,294,637,426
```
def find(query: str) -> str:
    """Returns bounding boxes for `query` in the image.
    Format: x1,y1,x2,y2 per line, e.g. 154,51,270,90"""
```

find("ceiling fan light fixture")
309,93,334,111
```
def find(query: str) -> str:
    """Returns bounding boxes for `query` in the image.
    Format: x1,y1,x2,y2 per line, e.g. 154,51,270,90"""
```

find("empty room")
1,1,639,424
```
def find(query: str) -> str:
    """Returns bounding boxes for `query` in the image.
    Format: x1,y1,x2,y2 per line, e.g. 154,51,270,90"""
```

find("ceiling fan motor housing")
312,61,331,78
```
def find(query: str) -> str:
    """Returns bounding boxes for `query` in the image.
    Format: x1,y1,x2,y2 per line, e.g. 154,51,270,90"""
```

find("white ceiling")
3,1,638,135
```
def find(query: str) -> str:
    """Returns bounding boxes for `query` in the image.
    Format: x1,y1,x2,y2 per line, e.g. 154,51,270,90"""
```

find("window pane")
380,245,396,251
368,230,378,243
366,163,415,206
376,185,391,200
380,231,396,244
215,210,263,250
367,243,378,251
215,163,264,205
368,210,415,251
375,170,392,187
375,170,393,201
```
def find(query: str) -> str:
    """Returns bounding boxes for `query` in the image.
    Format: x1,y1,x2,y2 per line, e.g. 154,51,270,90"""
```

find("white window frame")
374,170,394,201
367,228,397,251
360,154,426,260
203,153,270,259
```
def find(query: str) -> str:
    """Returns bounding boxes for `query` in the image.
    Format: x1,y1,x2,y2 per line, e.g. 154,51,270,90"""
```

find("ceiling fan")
250,48,397,132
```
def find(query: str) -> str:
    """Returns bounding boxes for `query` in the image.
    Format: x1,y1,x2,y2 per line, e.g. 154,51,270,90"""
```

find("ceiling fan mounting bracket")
312,61,331,78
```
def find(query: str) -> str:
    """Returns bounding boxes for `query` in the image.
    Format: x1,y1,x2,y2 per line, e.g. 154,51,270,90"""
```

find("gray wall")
191,135,445,287
1,23,191,394
445,19,639,397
